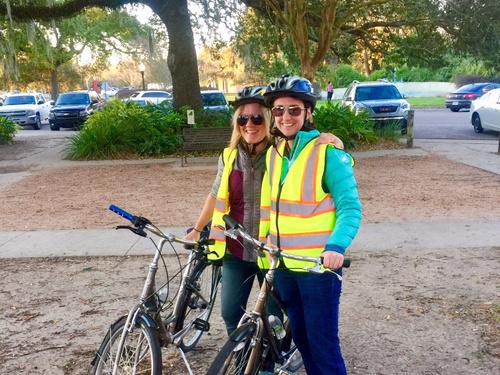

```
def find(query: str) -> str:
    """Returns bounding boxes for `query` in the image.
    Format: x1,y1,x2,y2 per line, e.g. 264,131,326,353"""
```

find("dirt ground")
0,136,499,374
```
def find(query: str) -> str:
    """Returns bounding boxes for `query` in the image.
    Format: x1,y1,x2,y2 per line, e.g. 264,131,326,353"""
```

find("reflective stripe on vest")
266,139,336,271
208,148,238,260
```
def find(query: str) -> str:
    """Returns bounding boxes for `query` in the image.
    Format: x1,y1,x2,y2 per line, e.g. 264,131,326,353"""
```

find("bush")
189,108,233,128
455,74,500,87
0,117,22,145
313,102,377,149
332,65,364,87
66,100,185,160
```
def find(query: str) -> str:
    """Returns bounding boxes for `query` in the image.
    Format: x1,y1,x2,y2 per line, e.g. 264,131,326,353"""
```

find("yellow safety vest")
208,148,238,260
259,139,336,270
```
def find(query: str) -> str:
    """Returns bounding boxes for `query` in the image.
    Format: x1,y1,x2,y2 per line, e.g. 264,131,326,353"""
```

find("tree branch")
0,0,134,21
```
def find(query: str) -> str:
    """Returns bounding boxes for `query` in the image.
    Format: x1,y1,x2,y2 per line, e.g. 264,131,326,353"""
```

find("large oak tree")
0,0,203,109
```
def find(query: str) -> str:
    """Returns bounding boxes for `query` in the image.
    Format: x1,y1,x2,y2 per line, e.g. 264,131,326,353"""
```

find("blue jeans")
275,269,346,375
221,254,282,335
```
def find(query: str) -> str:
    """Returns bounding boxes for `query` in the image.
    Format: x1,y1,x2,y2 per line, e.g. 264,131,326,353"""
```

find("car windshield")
56,93,90,105
201,93,227,106
3,95,36,105
355,86,402,101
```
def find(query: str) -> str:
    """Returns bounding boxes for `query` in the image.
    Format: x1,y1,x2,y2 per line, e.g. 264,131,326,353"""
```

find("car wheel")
50,123,60,131
33,114,41,130
473,116,484,133
450,108,460,112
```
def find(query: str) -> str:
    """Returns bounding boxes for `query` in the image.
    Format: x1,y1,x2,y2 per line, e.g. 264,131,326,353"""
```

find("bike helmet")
231,85,266,109
263,74,316,110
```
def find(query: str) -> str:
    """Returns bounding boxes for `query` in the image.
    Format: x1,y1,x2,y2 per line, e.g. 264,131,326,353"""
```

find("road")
413,107,499,140
15,108,500,141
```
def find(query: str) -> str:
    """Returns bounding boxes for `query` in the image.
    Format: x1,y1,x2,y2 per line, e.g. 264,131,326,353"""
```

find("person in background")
260,74,362,375
184,85,345,335
327,81,334,101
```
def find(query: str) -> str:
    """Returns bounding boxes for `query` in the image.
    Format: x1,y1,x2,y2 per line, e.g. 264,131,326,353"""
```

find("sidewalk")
0,218,499,258
1,138,499,258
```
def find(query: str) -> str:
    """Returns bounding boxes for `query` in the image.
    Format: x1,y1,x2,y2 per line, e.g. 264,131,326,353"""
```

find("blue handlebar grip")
109,205,134,221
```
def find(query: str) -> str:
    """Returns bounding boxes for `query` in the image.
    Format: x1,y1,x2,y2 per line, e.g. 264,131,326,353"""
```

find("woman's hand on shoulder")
315,133,344,150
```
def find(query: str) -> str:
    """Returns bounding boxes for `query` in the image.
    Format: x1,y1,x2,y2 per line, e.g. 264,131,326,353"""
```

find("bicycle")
206,214,350,375
91,205,222,375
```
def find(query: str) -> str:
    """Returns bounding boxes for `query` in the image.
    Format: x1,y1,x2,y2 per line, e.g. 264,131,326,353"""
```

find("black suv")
49,91,105,130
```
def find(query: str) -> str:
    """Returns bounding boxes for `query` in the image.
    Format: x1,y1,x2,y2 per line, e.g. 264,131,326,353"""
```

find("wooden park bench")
180,126,233,166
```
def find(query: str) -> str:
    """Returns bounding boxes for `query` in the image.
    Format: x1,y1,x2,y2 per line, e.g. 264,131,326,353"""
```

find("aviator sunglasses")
272,105,306,117
237,114,264,126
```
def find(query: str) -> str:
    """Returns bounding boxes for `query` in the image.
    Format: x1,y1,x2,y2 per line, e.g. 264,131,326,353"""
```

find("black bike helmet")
263,74,316,110
231,85,266,109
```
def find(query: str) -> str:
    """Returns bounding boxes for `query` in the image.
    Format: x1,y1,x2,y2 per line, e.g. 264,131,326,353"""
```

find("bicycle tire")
92,315,162,375
206,329,262,375
177,260,222,352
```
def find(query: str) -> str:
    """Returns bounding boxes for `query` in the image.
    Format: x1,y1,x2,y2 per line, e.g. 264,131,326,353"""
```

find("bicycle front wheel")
177,261,222,352
206,329,262,375
92,315,162,375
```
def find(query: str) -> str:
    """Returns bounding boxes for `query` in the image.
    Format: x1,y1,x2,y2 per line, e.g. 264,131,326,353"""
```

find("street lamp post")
139,63,146,90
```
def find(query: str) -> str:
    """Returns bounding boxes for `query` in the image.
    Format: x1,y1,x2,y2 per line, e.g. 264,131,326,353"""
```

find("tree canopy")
0,0,203,109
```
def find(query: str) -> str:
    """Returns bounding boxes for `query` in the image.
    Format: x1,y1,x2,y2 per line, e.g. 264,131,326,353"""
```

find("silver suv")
341,80,410,132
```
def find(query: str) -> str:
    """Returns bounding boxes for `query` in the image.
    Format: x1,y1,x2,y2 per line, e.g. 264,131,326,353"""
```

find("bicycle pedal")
193,318,210,332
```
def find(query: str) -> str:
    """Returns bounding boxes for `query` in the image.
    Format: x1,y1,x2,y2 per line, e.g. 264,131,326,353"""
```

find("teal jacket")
280,130,362,254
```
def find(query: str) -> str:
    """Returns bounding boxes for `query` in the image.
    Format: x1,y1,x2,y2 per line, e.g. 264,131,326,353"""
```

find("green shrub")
0,116,22,145
313,102,376,149
332,65,364,87
66,100,185,160
191,108,233,128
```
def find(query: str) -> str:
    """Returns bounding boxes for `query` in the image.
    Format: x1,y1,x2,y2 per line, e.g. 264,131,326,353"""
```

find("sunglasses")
237,114,264,126
272,106,306,117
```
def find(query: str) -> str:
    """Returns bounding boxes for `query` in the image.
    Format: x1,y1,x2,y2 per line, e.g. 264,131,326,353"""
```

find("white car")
0,93,53,130
470,88,500,133
128,91,171,105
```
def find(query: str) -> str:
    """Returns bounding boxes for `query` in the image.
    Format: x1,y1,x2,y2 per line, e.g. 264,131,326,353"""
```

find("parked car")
445,83,500,112
469,88,500,133
201,90,229,111
100,87,119,99
341,80,411,132
49,90,105,131
0,93,53,130
128,90,171,105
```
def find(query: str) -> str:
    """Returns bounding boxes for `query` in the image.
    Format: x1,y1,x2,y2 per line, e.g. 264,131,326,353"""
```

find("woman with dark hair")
260,74,362,375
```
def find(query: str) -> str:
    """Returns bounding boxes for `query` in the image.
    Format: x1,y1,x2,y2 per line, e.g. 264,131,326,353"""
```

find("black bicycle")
91,205,222,375
206,215,350,375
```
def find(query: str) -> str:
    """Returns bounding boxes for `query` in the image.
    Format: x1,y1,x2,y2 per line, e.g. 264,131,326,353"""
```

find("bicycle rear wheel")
206,329,262,375
177,260,222,352
92,315,162,375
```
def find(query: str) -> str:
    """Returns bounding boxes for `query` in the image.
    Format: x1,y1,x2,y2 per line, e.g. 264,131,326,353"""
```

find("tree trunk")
50,69,60,101
148,0,203,110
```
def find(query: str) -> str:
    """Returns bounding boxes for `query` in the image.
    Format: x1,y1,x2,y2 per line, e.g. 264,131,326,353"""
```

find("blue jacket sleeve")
322,146,362,254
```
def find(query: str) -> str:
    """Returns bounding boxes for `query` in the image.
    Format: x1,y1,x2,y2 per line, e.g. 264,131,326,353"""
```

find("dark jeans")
275,269,346,375
221,254,282,335
327,92,333,101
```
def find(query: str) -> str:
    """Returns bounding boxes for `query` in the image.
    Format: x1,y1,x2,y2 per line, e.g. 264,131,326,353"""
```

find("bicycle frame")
96,205,222,375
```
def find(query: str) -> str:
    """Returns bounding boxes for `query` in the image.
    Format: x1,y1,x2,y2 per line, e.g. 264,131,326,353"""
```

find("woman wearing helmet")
260,75,362,375
184,84,344,335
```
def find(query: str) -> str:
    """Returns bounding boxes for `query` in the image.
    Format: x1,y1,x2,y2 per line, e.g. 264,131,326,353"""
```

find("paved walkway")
0,138,499,258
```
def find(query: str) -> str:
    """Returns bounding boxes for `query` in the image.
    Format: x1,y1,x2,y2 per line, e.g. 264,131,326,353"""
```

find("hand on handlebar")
321,251,344,271
183,227,200,249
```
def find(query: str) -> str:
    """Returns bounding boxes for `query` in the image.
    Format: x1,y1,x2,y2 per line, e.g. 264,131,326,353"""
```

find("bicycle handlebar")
221,215,350,272
109,204,212,248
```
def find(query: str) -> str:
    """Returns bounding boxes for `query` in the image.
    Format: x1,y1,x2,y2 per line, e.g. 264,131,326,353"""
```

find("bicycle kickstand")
178,347,195,375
